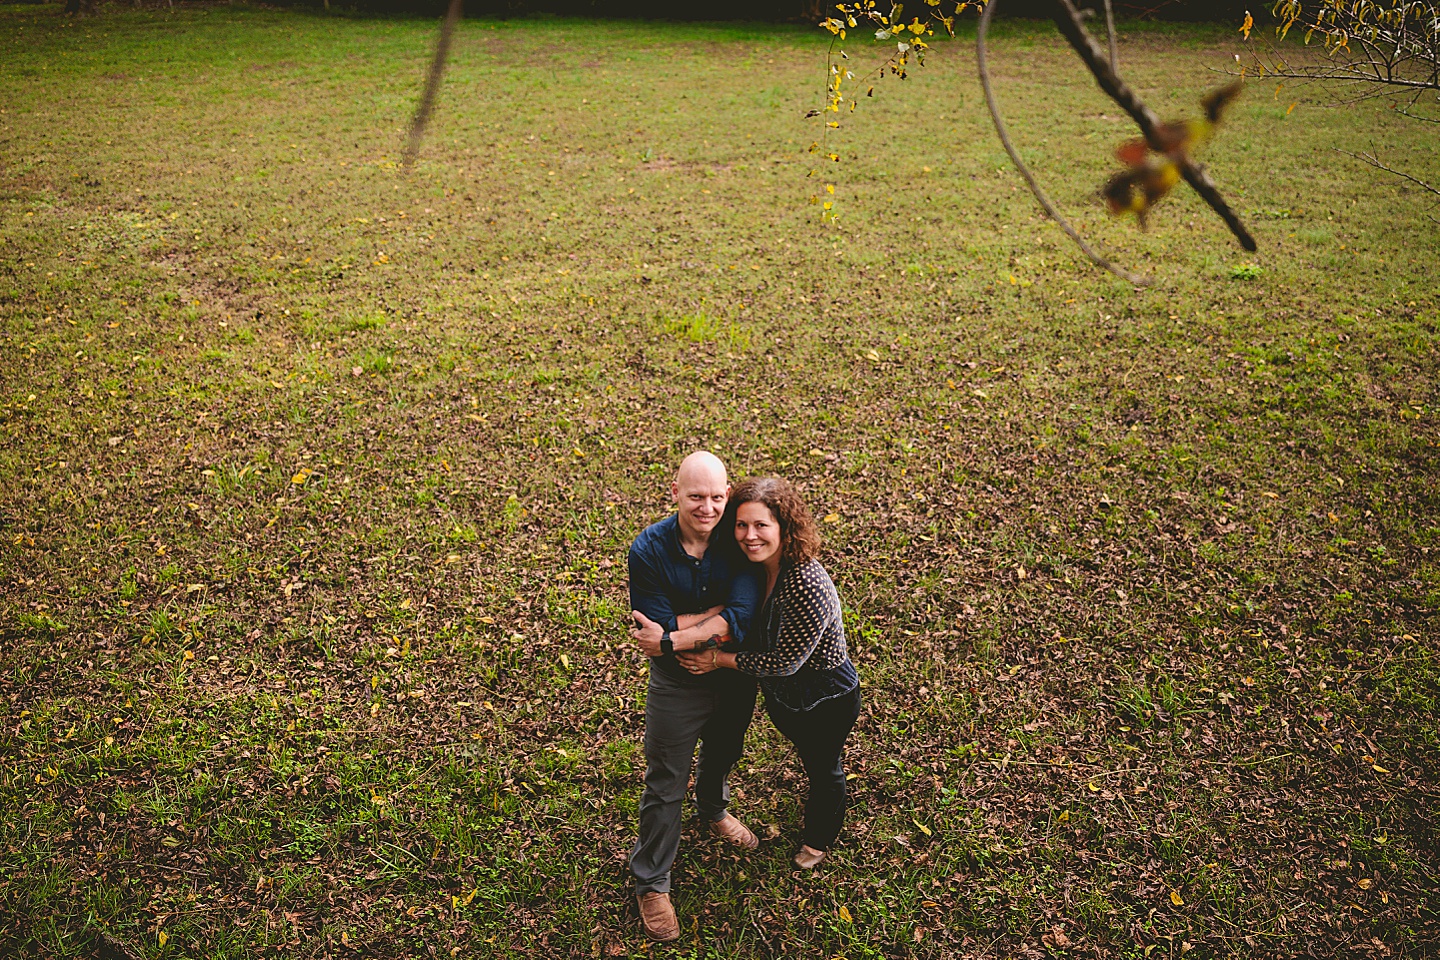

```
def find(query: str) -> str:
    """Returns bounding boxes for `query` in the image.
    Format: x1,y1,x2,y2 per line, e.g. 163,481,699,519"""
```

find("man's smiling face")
672,453,730,543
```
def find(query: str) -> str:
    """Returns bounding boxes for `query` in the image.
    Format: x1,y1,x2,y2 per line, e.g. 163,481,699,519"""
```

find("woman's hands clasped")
675,648,722,675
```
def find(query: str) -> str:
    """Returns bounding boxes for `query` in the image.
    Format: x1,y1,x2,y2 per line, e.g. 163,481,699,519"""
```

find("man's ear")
670,480,680,502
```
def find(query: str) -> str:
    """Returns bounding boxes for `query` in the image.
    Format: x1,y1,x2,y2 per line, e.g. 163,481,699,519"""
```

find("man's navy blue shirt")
629,514,760,685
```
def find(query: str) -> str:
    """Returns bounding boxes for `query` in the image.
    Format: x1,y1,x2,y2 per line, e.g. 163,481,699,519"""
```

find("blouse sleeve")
734,563,838,678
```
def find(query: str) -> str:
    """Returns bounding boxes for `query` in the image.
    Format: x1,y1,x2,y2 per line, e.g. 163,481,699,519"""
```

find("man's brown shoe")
708,813,759,850
638,892,680,942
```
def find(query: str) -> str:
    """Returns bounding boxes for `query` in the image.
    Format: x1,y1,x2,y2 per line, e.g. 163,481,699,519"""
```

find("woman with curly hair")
676,477,861,869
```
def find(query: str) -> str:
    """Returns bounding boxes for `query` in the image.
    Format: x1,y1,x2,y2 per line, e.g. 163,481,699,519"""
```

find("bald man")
626,451,761,941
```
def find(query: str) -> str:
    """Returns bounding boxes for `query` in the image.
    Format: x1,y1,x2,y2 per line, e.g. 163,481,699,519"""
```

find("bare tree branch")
1337,146,1440,198
1236,3,1437,196
1244,0,1440,98
1050,0,1258,252
1260,64,1439,91
977,0,1149,286
1396,106,1440,123
401,0,464,170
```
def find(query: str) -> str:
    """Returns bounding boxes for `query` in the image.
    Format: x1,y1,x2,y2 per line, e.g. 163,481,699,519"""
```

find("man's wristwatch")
659,631,674,656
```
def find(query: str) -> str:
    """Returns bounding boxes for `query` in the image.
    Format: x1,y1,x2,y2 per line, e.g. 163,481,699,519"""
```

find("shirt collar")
666,513,727,563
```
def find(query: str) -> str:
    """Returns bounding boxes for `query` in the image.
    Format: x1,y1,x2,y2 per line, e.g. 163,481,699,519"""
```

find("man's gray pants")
630,665,757,895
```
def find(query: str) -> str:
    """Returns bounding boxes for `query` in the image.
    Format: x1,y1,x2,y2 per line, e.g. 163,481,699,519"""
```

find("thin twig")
111,860,221,880
1101,0,1118,73
1232,752,1295,767
1396,105,1440,123
1292,69,1436,92
976,0,1149,286
1051,0,1258,252
401,0,464,170
1336,146,1440,198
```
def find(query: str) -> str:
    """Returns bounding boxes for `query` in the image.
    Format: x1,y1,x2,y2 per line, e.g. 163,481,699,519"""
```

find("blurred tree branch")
977,0,1150,284
1049,0,1257,251
402,0,464,169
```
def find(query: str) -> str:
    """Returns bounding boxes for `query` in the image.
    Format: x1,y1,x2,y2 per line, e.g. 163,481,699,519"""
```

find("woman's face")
735,500,782,566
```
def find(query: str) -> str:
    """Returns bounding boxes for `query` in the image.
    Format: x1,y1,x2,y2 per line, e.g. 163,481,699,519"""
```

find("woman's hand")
630,611,665,657
676,648,723,675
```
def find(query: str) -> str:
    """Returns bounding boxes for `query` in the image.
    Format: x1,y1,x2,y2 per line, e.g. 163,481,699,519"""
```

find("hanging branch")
1101,0,1118,73
1050,0,1257,252
977,0,1150,285
401,0,464,170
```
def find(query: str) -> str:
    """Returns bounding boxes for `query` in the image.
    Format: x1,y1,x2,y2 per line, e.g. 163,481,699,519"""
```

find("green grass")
1,4,1438,958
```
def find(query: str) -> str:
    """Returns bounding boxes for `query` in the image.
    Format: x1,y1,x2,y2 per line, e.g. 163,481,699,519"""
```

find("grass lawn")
1,4,1437,957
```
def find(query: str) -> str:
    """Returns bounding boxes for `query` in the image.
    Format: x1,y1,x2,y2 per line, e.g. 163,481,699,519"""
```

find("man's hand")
630,610,665,658
676,649,721,675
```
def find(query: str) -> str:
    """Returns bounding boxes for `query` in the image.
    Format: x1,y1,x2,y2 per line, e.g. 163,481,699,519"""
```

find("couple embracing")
625,451,862,942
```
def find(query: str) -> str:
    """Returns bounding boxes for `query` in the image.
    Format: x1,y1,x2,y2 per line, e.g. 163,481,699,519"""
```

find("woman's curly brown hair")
728,477,823,566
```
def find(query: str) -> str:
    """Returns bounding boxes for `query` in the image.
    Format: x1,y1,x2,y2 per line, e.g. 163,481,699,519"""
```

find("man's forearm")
674,605,724,631
668,612,732,652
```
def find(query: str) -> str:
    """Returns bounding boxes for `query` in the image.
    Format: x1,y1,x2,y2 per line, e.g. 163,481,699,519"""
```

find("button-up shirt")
629,514,760,686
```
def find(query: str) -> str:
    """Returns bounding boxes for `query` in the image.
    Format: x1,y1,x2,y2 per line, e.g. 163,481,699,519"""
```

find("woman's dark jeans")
764,686,862,851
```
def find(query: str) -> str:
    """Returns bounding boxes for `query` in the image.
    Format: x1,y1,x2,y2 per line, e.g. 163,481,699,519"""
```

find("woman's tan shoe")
793,844,828,869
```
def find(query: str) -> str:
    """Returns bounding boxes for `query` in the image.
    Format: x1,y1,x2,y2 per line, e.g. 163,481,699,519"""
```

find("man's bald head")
672,451,730,545
675,450,727,489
